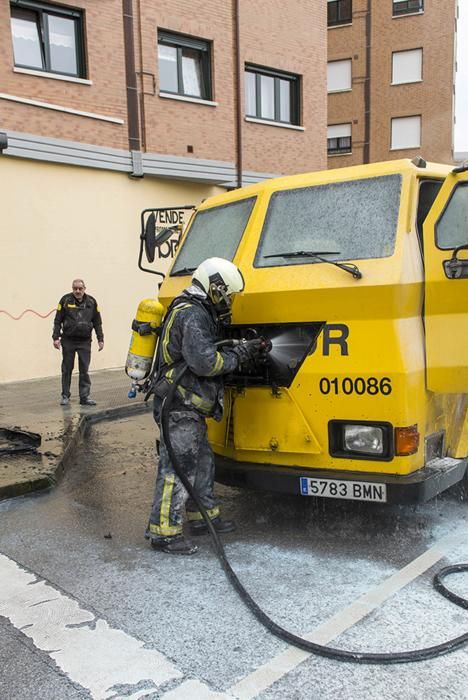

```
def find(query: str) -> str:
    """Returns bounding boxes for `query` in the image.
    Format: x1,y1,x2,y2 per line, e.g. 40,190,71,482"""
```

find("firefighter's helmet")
192,257,244,318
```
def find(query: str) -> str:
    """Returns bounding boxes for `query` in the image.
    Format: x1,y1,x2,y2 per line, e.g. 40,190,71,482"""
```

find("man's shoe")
189,517,237,536
80,398,96,406
60,396,69,406
150,535,198,555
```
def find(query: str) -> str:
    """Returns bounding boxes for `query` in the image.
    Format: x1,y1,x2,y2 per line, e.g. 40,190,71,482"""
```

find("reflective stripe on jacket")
52,293,103,342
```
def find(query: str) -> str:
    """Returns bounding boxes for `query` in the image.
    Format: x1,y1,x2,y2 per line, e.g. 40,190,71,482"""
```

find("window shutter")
327,123,352,139
392,49,422,84
327,60,352,92
391,116,421,149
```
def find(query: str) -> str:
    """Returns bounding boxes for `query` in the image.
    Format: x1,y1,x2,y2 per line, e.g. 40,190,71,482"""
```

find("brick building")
1,0,327,183
327,0,458,167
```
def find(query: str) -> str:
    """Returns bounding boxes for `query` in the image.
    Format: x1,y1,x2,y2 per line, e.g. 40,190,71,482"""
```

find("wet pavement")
0,414,467,699
0,369,148,499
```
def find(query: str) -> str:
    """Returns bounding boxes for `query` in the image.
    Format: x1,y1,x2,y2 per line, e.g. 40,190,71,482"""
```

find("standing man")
52,279,104,406
147,257,264,555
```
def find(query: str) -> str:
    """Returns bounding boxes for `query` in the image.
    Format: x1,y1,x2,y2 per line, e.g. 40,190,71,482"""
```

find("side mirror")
143,212,156,263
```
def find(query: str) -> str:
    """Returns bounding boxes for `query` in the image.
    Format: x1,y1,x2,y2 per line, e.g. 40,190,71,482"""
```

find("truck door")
423,169,468,393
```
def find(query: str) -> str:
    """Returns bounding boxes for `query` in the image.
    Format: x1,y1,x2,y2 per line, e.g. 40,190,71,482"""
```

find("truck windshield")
171,197,256,275
255,174,401,267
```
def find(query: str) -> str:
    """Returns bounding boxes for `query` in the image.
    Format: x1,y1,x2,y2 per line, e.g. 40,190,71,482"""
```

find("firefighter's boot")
190,517,237,536
150,535,198,555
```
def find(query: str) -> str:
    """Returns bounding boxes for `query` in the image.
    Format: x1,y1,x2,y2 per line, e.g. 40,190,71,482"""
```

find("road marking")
162,680,235,699
228,531,466,700
0,554,234,700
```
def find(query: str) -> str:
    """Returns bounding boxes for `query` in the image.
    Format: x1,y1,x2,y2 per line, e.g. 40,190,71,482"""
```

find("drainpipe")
136,0,147,152
234,0,243,188
363,0,371,164
122,0,143,176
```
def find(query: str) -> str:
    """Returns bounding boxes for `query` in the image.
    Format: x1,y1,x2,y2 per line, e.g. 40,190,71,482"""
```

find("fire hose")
159,342,468,665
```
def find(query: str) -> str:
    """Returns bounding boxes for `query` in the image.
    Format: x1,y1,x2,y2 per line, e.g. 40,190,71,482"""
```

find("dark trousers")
148,403,219,538
61,338,92,400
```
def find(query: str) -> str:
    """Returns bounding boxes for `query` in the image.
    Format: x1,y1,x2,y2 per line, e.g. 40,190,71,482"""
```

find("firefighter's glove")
235,338,265,367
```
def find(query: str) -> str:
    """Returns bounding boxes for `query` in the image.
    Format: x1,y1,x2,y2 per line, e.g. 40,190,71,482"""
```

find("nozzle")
259,336,272,354
216,332,272,354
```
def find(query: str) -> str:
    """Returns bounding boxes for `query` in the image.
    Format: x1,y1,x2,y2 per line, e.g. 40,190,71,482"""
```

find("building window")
392,0,424,17
327,59,352,92
158,31,212,100
328,0,352,27
391,115,421,150
245,65,300,125
10,1,85,77
327,123,352,154
392,48,422,84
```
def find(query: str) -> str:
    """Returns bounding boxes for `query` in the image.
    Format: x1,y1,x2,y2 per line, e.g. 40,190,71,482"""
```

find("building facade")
0,0,327,382
327,0,458,167
1,0,327,183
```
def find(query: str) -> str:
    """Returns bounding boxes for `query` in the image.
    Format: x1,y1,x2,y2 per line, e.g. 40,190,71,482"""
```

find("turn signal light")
395,425,420,456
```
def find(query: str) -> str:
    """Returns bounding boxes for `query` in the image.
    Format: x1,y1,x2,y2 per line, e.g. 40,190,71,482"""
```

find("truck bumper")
215,455,468,504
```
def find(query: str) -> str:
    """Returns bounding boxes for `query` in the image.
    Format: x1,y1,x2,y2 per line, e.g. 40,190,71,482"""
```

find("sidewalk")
0,368,150,500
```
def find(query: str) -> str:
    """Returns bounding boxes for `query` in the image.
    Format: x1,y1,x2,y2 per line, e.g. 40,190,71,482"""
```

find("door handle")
444,244,468,279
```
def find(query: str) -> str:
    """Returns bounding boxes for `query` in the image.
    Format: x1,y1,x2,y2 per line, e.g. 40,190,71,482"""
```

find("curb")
0,401,152,501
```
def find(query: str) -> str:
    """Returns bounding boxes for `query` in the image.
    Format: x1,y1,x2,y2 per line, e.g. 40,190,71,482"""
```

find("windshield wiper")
264,250,362,279
171,266,196,276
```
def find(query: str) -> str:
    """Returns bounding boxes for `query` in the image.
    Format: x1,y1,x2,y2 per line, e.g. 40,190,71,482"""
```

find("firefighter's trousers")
149,405,220,538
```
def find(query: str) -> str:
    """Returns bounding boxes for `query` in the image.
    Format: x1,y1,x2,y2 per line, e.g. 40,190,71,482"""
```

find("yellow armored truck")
142,159,468,504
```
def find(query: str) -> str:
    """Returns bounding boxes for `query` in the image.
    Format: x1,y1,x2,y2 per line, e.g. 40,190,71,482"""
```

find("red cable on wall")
0,309,55,320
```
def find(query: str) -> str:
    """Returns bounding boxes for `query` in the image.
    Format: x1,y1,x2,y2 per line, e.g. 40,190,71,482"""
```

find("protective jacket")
153,285,239,420
52,293,103,343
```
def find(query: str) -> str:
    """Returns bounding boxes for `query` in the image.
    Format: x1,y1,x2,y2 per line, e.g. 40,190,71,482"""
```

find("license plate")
300,477,387,502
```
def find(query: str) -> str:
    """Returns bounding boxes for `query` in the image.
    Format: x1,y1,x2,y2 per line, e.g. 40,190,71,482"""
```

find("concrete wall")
0,157,222,383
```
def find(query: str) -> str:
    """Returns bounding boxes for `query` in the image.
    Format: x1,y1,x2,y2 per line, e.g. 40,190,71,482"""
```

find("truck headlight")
329,420,393,460
344,425,383,454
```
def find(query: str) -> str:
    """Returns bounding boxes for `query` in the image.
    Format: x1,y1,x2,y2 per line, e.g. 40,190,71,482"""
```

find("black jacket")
52,293,103,342
155,286,239,420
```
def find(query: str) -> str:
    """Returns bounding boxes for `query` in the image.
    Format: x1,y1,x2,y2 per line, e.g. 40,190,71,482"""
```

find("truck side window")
416,180,443,253
436,182,468,249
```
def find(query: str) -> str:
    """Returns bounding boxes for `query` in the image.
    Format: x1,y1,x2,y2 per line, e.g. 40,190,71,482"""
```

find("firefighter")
147,257,263,555
52,279,104,406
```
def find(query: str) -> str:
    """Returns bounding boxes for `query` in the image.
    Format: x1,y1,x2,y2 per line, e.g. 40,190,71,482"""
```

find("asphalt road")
0,413,467,700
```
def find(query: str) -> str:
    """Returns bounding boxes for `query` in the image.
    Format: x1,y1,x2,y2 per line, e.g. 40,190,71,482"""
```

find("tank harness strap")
175,385,214,414
161,302,192,364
